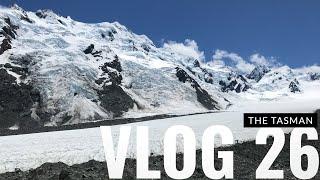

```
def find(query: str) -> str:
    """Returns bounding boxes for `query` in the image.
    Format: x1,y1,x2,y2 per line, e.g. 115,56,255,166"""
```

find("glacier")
0,5,319,129
0,94,319,173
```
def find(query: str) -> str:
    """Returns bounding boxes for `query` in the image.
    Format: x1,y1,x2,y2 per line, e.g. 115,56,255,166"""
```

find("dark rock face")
0,161,109,180
310,73,320,81
0,19,43,129
176,67,219,110
91,50,102,58
95,78,106,85
107,71,123,85
189,65,214,84
0,39,11,55
193,59,200,67
204,72,213,84
2,26,15,39
96,55,134,117
247,65,270,82
35,10,48,19
0,69,41,129
101,55,122,72
4,63,28,76
57,19,66,26
20,11,34,23
83,44,94,54
108,31,114,41
141,44,151,52
99,56,123,85
8,54,33,66
176,67,192,83
220,74,250,93
235,83,242,93
3,18,19,38
83,44,103,58
195,86,219,110
0,17,18,55
289,79,301,93
98,84,134,117
20,15,33,23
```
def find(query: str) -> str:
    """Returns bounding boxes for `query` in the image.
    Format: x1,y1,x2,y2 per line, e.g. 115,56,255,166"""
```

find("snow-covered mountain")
0,5,319,129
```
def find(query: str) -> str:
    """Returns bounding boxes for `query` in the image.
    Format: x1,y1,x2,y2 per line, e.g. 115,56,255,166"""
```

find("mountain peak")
247,65,270,82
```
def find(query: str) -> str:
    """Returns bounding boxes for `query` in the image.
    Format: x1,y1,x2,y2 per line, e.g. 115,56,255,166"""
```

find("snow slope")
0,5,226,128
0,96,319,173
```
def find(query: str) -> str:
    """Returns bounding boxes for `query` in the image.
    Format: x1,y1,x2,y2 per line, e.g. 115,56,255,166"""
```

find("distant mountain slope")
0,5,319,129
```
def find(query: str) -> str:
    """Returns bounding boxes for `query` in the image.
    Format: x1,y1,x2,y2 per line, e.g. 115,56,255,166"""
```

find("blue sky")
1,0,320,67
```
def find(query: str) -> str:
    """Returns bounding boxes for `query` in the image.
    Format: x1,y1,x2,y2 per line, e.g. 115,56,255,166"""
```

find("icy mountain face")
0,5,319,129
310,72,320,81
247,65,270,82
219,73,251,93
0,6,225,128
253,66,295,91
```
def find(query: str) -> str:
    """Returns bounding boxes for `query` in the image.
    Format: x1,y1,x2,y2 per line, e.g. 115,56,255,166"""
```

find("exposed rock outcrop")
0,69,41,129
310,73,320,81
96,54,134,117
176,67,219,110
101,55,122,72
0,17,18,55
98,84,134,117
35,10,49,19
289,79,301,93
247,65,270,82
220,73,250,93
193,59,200,67
83,44,95,54
0,39,11,55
